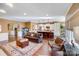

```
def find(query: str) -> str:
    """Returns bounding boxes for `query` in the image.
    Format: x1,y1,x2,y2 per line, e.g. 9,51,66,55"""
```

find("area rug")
0,44,23,56
9,41,43,56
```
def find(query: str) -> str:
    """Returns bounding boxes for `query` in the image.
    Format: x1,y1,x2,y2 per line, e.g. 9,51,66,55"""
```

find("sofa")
25,32,43,43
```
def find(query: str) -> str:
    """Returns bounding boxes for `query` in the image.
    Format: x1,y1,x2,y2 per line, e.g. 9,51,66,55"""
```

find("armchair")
49,37,64,50
48,37,64,55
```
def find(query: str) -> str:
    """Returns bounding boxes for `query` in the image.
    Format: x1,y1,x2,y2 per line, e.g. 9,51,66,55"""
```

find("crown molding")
0,16,65,22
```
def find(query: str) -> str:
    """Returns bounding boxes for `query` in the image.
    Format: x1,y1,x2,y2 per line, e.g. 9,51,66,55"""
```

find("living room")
0,3,79,56
0,17,65,56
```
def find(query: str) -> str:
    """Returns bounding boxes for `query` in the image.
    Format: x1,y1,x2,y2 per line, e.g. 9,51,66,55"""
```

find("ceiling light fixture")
0,9,6,13
5,3,13,8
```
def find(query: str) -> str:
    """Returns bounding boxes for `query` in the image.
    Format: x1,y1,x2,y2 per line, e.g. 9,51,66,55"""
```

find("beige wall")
0,18,26,33
0,18,37,33
66,3,79,30
25,22,32,29
66,3,79,18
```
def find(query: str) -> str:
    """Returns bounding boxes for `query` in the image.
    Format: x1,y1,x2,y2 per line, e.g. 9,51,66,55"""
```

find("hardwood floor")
33,39,64,56
33,39,51,56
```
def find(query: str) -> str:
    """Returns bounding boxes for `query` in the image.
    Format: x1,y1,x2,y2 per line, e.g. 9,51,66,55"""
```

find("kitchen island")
38,31,54,39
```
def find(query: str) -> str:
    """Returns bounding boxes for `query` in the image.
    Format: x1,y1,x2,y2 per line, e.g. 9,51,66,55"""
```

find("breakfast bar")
38,31,54,39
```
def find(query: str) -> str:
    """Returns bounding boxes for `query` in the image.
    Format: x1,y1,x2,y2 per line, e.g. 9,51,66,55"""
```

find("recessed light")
46,14,48,16
24,13,27,15
0,9,6,13
5,3,13,8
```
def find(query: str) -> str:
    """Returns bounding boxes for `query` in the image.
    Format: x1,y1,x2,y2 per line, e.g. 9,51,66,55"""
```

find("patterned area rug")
9,41,43,56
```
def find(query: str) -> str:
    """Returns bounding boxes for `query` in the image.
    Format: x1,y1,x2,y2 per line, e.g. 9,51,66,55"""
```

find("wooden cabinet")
38,31,54,39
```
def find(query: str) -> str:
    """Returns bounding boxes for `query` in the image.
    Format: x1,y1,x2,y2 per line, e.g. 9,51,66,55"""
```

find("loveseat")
25,32,43,43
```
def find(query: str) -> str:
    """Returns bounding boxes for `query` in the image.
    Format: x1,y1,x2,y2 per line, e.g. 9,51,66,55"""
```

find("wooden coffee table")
16,38,29,48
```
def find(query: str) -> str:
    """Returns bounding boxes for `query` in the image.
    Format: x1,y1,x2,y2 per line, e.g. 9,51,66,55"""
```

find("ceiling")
0,3,72,22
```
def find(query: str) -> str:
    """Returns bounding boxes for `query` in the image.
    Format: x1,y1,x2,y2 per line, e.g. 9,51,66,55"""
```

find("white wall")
0,33,8,41
31,22,61,36
36,23,54,31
